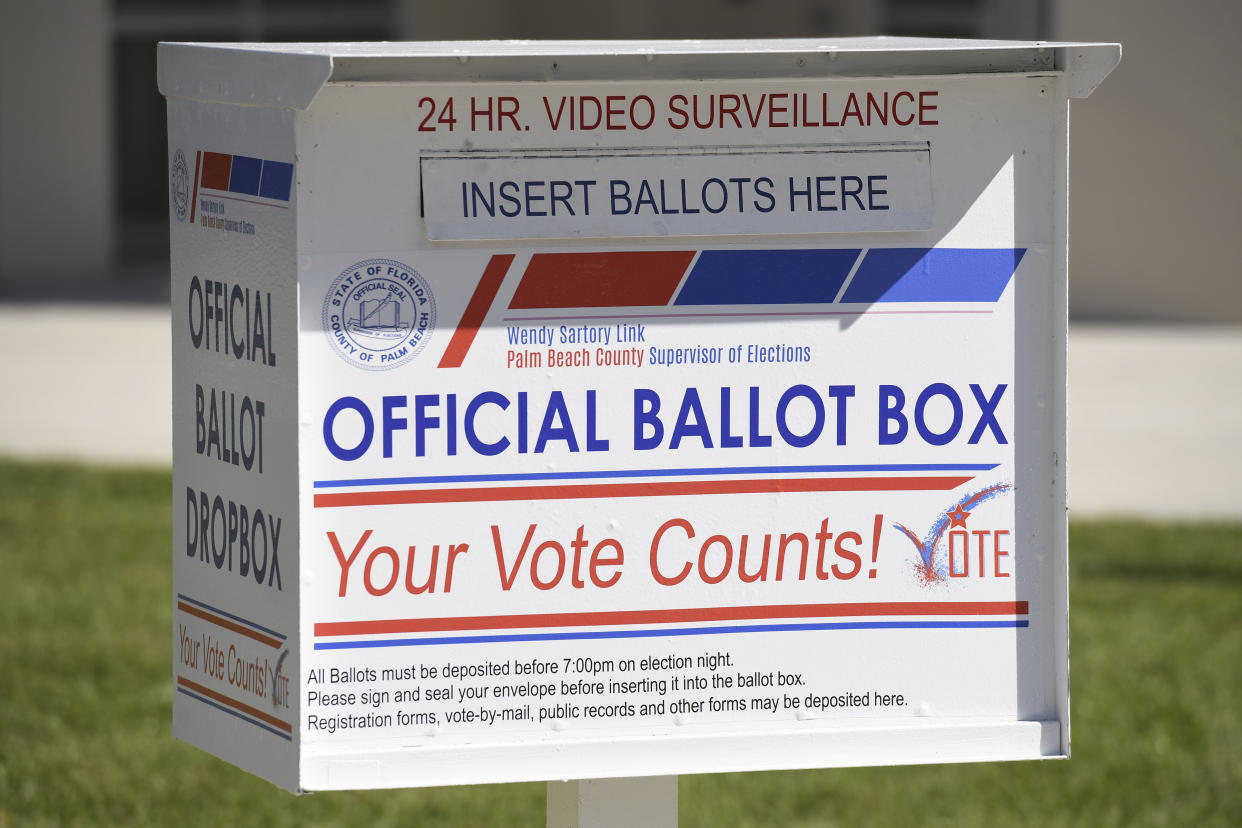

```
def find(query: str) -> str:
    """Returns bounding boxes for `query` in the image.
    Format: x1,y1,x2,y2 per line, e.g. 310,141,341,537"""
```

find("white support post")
547,776,678,828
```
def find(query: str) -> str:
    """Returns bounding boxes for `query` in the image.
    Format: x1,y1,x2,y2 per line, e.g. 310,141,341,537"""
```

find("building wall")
0,0,113,286
1053,0,1242,322
7,0,1234,323
397,0,878,41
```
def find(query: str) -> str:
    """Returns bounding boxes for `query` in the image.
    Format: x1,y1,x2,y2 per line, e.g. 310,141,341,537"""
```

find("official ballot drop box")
160,39,1119,792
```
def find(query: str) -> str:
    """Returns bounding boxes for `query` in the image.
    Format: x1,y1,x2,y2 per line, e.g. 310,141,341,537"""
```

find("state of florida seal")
170,149,191,222
323,258,437,371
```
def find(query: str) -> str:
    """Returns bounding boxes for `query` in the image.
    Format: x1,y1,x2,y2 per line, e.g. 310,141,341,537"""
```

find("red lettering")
831,531,863,579
363,546,399,595
531,540,567,590
893,91,916,125
697,536,733,584
492,523,538,590
650,518,694,585
328,529,371,597
994,530,1011,577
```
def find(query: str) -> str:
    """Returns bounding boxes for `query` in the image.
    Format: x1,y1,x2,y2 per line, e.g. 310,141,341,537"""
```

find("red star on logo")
946,505,971,528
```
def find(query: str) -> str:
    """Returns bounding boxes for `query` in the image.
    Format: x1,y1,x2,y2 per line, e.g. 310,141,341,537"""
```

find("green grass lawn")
2,460,1239,827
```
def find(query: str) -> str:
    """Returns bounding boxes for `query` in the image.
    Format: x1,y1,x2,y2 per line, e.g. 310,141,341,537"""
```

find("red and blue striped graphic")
175,593,291,740
506,247,1023,310
439,247,1023,367
188,150,293,222
313,465,985,509
314,600,1029,651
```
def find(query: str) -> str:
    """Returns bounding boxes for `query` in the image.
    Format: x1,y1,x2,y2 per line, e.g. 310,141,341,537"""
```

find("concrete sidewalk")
1,303,1238,519
1067,324,1240,519
1,304,171,467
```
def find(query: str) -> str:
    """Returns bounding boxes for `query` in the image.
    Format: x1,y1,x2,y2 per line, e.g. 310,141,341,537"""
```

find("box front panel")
295,74,1062,787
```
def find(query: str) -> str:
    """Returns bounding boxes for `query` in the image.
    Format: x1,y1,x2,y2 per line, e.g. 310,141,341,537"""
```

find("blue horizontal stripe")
177,687,291,741
675,249,861,305
315,620,1027,650
841,248,1025,303
313,462,997,489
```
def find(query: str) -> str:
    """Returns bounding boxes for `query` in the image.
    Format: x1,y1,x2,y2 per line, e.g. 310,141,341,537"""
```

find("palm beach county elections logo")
170,149,191,222
323,259,436,370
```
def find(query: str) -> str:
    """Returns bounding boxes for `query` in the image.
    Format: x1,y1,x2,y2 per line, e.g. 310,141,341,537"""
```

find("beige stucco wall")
1053,0,1242,322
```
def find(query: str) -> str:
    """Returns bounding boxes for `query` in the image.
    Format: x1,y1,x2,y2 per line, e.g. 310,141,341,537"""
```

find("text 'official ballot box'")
160,39,1118,792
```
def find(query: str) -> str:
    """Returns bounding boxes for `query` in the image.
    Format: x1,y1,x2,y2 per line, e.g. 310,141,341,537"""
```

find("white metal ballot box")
160,38,1119,792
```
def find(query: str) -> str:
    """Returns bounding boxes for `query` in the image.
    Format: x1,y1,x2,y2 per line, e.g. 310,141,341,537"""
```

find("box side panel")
168,99,301,791
293,73,1068,787
1052,77,1072,758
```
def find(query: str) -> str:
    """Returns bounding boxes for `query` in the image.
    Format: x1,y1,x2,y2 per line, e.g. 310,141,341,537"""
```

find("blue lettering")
968,383,1008,444
748,386,772,448
534,391,579,453
586,390,610,451
915,383,963,446
382,395,407,458
324,397,374,461
465,392,510,456
719,387,743,448
414,394,440,457
879,385,907,445
828,385,855,445
633,388,663,450
669,388,713,449
776,384,824,448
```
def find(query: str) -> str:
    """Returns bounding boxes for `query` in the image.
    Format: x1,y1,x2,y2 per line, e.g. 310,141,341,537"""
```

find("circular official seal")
170,149,191,222
323,259,436,371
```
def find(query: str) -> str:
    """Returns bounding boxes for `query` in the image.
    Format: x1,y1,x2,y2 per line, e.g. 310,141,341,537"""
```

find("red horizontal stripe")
438,254,513,368
177,675,292,733
316,601,1029,637
177,601,282,649
314,475,972,508
509,251,694,309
